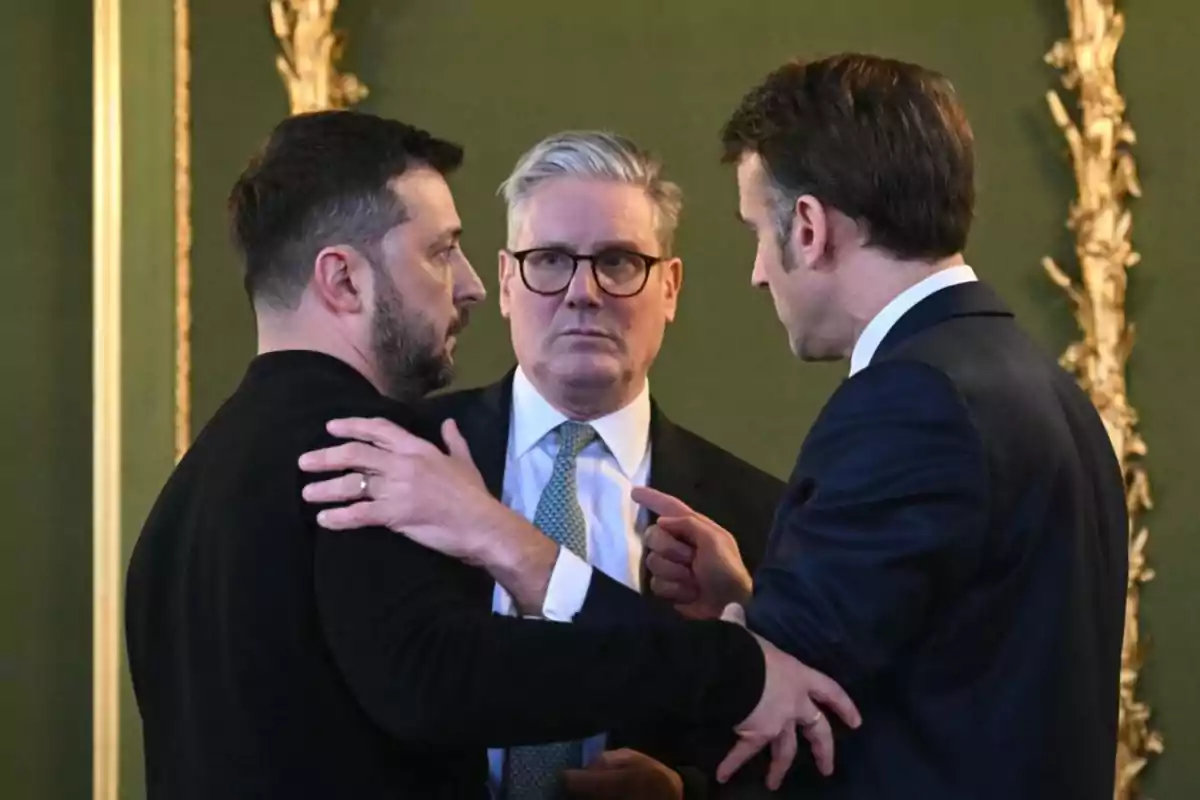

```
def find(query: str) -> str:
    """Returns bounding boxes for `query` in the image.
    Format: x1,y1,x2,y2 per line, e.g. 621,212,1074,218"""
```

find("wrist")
729,570,753,606
476,509,558,614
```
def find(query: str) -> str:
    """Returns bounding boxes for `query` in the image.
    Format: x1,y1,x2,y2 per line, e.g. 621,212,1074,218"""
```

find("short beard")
370,268,453,403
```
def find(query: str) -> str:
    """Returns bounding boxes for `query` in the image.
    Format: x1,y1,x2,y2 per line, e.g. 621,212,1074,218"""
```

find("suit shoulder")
833,358,967,417
420,385,491,421
668,422,785,492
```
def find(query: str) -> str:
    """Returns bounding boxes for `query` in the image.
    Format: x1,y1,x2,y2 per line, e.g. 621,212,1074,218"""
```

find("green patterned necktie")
503,421,596,799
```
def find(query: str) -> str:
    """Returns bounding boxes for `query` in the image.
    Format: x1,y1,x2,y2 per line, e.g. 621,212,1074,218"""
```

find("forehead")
389,167,461,233
517,177,656,248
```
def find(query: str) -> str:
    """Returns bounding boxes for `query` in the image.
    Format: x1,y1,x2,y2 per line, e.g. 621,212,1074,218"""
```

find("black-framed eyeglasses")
505,247,663,298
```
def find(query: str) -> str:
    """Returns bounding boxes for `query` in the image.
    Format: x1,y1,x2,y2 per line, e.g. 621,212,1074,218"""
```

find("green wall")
0,2,93,797
190,0,1200,797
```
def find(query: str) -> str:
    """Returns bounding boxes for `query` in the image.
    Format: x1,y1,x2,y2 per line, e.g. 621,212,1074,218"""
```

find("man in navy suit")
300,54,1127,798
632,54,1129,797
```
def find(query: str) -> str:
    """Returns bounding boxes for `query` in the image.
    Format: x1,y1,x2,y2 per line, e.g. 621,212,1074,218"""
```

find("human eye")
525,249,573,270
596,249,644,279
432,242,460,265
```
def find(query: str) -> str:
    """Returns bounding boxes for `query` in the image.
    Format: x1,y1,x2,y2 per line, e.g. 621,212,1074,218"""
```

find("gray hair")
498,131,683,254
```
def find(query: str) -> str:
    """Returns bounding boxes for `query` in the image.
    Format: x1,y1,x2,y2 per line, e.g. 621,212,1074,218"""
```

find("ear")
312,245,370,314
660,257,683,323
793,195,832,272
497,249,514,319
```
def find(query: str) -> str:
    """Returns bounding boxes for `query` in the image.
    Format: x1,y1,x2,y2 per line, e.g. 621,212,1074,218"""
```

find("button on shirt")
488,366,652,795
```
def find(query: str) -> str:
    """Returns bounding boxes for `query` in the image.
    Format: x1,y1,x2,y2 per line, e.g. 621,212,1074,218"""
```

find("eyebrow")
431,227,463,248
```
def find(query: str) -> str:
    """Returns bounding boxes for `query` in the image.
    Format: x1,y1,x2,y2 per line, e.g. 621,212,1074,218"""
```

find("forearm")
315,529,766,748
468,507,558,616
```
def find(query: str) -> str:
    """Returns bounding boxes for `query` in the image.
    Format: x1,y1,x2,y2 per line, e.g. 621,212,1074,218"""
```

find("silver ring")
801,710,824,728
358,474,369,498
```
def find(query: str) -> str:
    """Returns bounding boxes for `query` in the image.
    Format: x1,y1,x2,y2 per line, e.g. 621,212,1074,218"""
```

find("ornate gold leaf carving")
1044,2,1161,798
270,0,368,114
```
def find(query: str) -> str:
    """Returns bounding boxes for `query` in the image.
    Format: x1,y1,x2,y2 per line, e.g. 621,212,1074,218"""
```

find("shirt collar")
849,265,978,376
510,365,651,478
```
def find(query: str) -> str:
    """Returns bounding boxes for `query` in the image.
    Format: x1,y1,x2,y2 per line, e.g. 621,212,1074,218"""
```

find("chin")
548,354,622,387
794,338,845,363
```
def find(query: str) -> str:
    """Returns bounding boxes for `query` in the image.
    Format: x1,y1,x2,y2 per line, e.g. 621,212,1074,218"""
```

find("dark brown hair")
229,110,463,308
721,53,975,261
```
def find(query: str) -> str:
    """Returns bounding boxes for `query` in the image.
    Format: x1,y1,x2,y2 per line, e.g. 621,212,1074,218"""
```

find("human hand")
562,749,683,799
717,603,861,789
298,417,499,563
634,487,753,619
298,416,559,608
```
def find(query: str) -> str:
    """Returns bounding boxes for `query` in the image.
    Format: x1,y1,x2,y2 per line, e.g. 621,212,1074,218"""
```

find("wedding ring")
801,710,824,728
358,474,369,498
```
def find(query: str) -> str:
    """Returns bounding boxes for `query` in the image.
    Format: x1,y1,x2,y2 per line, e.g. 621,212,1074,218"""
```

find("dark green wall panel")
119,3,182,798
0,3,93,798
190,0,288,432
1118,2,1200,793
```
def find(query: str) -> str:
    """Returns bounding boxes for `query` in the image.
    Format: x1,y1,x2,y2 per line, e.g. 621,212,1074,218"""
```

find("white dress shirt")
535,265,981,633
848,265,978,376
489,366,652,794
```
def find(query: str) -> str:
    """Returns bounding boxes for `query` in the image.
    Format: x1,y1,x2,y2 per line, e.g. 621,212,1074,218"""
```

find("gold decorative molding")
1042,2,1160,798
175,0,192,461
92,0,123,797
270,0,368,114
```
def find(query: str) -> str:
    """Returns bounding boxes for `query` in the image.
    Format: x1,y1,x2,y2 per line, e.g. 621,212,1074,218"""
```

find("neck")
528,368,644,421
256,311,385,396
842,251,965,352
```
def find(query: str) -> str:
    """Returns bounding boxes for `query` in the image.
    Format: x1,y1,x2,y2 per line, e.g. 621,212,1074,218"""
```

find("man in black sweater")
124,110,857,799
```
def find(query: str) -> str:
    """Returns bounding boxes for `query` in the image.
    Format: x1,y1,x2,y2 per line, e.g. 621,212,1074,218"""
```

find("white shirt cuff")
541,548,593,622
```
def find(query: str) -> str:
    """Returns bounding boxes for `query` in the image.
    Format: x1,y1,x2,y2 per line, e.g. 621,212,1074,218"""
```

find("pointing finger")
631,486,694,518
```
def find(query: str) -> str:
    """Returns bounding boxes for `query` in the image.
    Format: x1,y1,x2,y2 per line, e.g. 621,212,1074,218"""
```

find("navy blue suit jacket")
581,281,1127,798
745,281,1127,798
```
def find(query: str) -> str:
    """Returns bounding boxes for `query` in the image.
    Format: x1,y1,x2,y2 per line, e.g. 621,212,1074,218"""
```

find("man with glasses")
423,131,787,798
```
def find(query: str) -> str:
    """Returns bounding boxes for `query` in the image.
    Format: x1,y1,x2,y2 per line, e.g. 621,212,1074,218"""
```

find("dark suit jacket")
124,351,766,799
737,281,1127,798
423,370,784,575
422,372,786,793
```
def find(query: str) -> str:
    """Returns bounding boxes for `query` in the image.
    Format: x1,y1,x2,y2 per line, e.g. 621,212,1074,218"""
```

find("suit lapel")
641,402,706,605
648,401,705,512
460,373,514,501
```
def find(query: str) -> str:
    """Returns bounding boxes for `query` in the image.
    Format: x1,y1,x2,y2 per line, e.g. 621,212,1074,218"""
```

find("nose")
453,255,487,307
751,254,769,290
563,260,603,308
